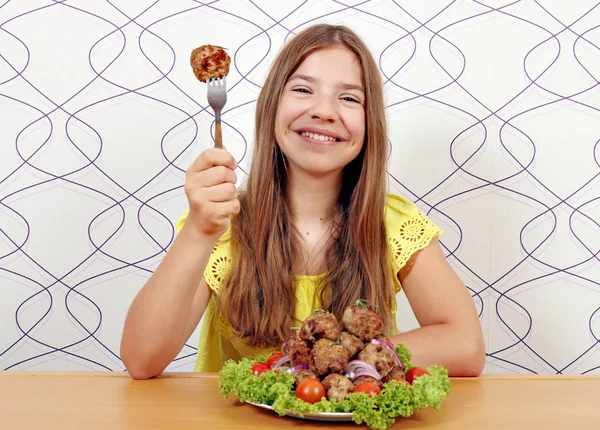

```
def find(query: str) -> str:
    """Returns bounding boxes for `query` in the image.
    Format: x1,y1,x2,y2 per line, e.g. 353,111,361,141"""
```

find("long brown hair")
219,24,394,346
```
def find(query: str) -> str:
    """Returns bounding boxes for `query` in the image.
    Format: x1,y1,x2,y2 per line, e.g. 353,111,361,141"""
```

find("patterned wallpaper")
1,0,599,374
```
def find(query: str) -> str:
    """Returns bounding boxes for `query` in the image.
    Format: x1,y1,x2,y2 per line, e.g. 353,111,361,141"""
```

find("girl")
120,24,485,379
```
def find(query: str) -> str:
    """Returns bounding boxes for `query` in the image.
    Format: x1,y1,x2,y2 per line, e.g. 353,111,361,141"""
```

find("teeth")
300,131,337,142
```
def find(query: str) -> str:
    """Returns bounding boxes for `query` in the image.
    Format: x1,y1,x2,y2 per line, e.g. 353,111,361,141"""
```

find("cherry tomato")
405,367,430,384
295,378,326,404
266,353,283,369
352,382,381,397
251,362,269,376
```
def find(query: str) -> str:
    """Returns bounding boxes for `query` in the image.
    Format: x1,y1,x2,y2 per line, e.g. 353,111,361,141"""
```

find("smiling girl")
120,24,485,379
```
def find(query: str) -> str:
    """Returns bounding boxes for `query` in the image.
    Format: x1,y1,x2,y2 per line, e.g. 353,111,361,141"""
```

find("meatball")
282,328,303,356
310,339,349,376
342,302,383,341
382,365,405,383
353,375,384,390
293,369,318,384
322,374,354,401
289,341,311,368
357,342,395,378
190,45,231,83
282,329,312,367
300,311,341,343
339,331,364,359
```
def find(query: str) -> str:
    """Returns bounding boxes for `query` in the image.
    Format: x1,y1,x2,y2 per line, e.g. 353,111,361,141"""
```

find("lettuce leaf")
218,357,296,406
218,345,451,430
395,343,413,370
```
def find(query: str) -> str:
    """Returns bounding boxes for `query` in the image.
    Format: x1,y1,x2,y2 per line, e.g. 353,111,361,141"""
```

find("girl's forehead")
292,47,363,84
299,46,358,66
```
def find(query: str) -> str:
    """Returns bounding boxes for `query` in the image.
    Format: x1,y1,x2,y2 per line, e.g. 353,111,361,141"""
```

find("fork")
207,77,227,149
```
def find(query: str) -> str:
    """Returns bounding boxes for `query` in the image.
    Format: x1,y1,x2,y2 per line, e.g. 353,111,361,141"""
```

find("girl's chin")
287,160,345,178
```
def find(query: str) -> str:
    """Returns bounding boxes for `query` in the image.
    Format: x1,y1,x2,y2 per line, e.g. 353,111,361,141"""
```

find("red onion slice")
353,368,382,380
273,355,291,369
344,359,377,373
287,364,309,374
344,360,381,380
371,339,404,369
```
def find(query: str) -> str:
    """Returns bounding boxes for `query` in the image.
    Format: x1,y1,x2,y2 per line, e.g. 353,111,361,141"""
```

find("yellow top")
175,194,442,372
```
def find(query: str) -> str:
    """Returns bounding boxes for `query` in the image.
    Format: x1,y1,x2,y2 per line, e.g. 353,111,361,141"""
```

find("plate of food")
219,300,451,430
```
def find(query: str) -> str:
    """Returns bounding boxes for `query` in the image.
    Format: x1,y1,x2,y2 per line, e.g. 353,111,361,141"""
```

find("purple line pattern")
1,1,599,373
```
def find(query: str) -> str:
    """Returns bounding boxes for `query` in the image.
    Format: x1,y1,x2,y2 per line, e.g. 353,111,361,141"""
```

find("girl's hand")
184,148,240,239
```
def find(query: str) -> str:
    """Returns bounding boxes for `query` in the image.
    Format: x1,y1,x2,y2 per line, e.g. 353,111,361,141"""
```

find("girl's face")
275,47,366,178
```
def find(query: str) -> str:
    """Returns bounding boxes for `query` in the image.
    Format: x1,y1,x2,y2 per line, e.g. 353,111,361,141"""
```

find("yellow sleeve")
175,210,232,293
385,194,443,292
175,209,189,234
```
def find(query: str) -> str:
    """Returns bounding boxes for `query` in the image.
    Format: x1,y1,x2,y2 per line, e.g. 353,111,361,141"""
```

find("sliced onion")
287,364,309,374
345,367,381,381
353,368,382,380
273,355,291,369
371,339,404,369
344,360,378,374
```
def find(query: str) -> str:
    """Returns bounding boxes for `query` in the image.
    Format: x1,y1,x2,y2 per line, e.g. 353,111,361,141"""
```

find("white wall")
1,0,599,374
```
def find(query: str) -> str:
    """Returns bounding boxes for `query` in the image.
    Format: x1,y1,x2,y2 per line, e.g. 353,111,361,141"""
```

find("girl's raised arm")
120,148,239,379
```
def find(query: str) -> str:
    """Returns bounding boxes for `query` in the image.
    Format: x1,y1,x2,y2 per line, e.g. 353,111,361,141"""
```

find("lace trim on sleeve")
175,209,232,293
386,196,443,292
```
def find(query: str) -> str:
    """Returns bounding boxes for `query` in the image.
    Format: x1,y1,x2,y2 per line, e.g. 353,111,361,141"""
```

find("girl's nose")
308,95,339,122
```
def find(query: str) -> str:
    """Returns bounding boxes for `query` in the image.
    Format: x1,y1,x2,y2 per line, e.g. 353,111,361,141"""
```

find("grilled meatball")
282,329,312,367
289,341,311,368
322,374,354,401
382,365,405,383
300,311,341,343
353,375,384,390
282,328,303,356
310,339,349,376
339,331,364,359
190,45,230,83
293,369,318,384
357,342,395,378
342,302,383,341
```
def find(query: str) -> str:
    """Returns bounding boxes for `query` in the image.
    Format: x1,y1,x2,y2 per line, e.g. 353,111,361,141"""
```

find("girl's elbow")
126,365,158,380
463,338,486,376
121,346,161,380
450,332,486,377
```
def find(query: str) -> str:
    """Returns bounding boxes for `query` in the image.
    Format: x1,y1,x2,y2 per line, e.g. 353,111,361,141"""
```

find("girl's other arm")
390,238,486,376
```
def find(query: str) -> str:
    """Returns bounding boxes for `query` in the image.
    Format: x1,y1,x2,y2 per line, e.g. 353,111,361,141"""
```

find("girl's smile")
296,129,343,145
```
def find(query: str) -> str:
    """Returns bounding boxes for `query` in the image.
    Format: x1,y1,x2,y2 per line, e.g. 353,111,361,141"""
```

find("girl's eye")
342,96,360,103
292,88,311,94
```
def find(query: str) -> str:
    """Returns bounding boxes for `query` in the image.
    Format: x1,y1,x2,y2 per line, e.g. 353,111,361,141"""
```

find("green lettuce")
218,344,451,430
395,343,413,370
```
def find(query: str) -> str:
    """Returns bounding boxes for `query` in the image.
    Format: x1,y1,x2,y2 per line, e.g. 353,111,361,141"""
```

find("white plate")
246,401,354,422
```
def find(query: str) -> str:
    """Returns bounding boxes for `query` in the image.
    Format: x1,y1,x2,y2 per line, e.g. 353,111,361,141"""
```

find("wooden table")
1,372,598,429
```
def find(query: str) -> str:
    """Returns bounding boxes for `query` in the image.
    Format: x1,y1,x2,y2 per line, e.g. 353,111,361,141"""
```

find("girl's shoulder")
384,194,442,230
384,194,443,284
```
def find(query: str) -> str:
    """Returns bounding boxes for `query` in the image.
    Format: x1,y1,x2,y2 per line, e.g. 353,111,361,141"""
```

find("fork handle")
214,111,222,149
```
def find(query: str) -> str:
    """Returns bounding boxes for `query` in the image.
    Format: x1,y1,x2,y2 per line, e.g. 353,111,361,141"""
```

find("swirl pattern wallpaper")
1,0,599,374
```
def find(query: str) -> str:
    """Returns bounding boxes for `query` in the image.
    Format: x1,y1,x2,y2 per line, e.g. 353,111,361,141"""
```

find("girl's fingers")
203,183,238,203
188,148,237,173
